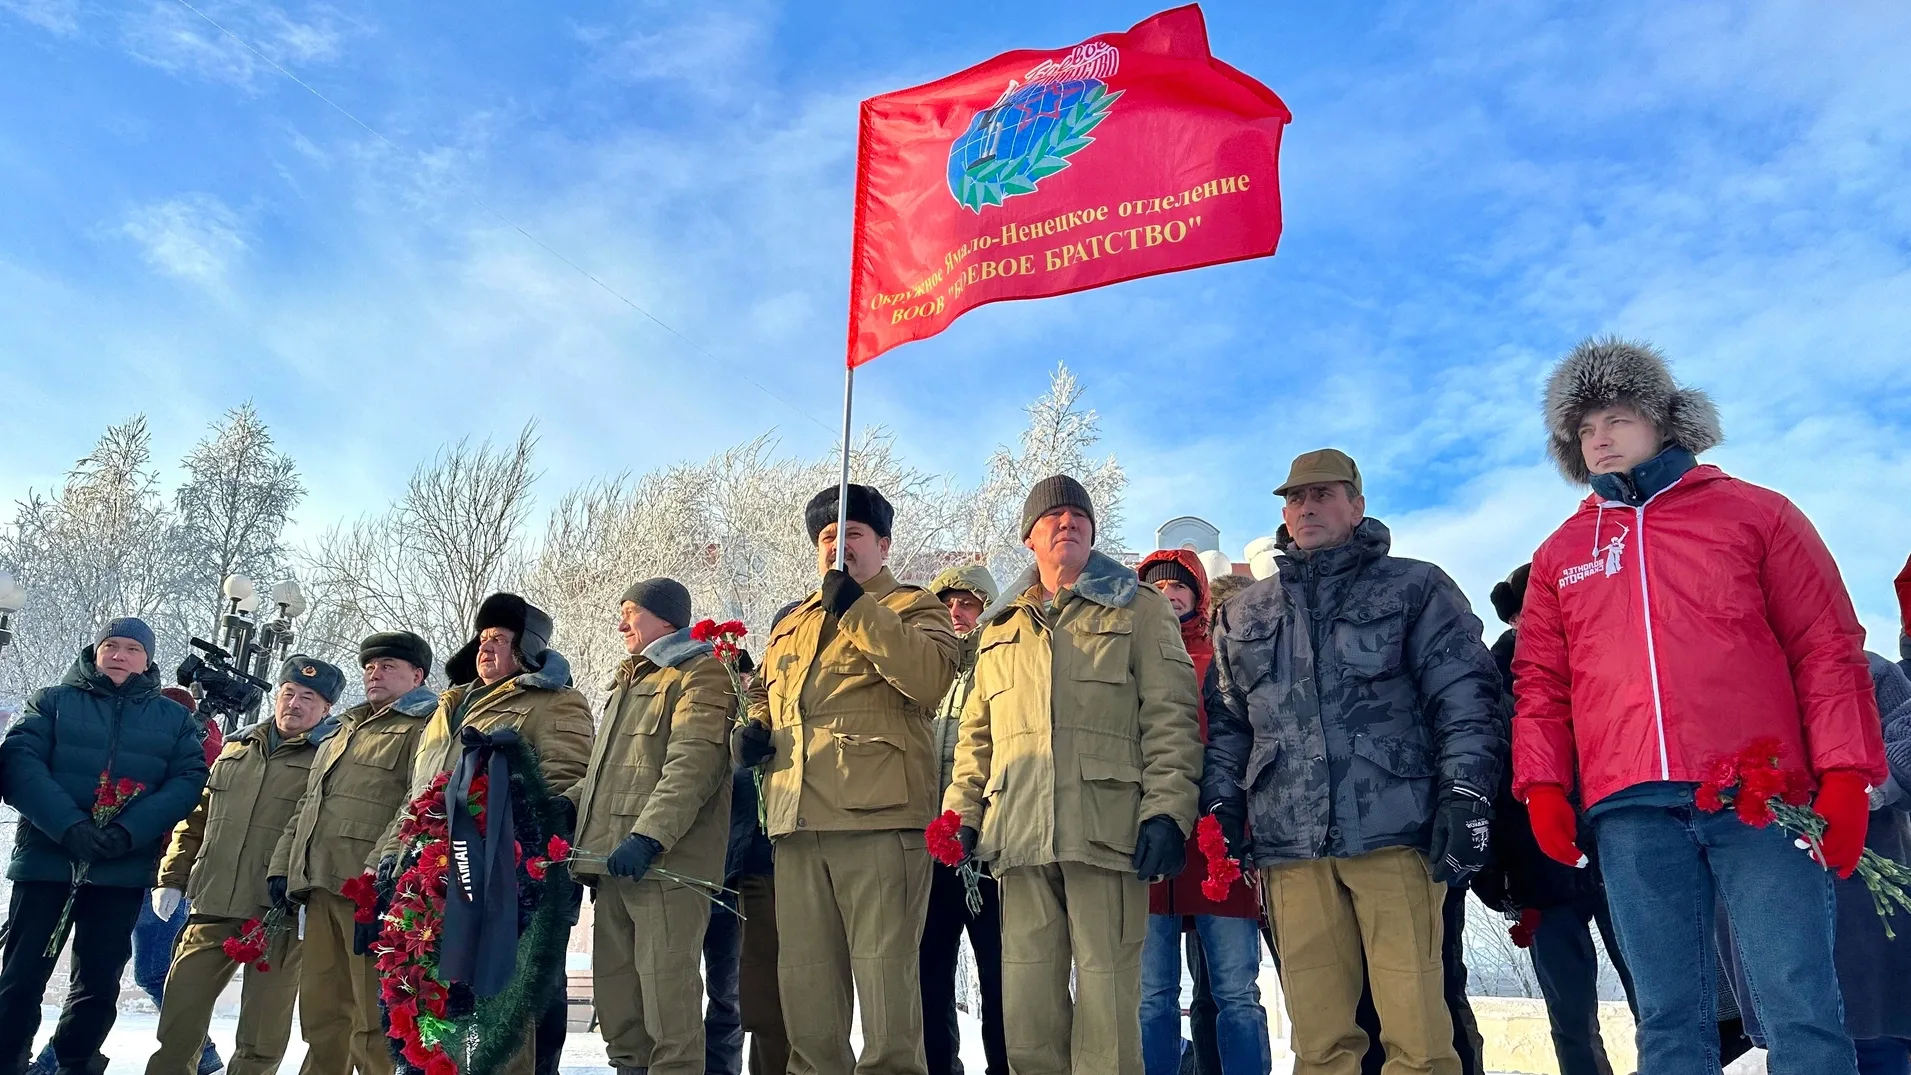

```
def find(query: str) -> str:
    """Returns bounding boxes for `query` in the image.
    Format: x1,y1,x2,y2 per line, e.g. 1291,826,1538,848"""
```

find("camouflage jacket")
932,633,980,795
1201,519,1505,867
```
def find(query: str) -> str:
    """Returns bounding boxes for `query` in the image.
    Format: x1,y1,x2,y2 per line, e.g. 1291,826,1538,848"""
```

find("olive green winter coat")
379,651,595,858
748,567,959,838
943,550,1204,874
571,628,736,884
166,718,326,919
272,685,435,897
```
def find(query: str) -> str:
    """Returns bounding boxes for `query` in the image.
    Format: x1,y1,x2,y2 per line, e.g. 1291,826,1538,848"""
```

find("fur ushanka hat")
1543,336,1724,484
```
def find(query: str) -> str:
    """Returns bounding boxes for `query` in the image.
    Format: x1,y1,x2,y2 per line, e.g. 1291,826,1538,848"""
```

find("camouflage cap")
928,562,999,607
1274,448,1362,497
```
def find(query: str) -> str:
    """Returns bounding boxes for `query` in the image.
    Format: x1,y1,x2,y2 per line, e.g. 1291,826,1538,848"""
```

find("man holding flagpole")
732,483,959,1075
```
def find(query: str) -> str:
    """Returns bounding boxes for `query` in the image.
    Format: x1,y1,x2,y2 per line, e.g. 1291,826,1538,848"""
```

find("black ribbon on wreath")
439,725,520,997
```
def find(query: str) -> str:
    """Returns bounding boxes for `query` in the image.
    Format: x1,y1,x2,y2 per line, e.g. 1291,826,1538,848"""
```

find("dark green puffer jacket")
2,648,211,886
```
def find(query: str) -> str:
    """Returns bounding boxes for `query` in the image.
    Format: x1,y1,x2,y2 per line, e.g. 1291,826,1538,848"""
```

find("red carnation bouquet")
926,810,985,915
693,618,764,827
1700,738,1911,936
222,905,293,972
1195,813,1244,902
46,774,147,957
1507,907,1543,949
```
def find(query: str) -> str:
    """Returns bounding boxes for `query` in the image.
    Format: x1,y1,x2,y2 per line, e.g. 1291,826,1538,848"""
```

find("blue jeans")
704,892,744,1075
1595,802,1857,1075
1140,915,1271,1075
27,892,221,1075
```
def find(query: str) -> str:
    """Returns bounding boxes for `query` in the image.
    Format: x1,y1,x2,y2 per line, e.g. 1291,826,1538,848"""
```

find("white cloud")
117,0,355,89
113,194,251,288
0,0,79,35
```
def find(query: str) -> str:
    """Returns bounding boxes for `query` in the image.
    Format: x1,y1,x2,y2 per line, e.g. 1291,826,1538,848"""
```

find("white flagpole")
835,364,854,571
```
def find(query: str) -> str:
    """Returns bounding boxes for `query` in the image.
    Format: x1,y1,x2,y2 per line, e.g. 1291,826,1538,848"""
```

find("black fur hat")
445,592,555,684
804,484,894,543
1544,337,1723,484
1490,563,1532,626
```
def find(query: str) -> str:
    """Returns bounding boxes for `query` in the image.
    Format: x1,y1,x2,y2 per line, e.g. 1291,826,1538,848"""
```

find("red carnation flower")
691,619,717,642
546,835,572,862
1195,814,1245,902
425,1049,458,1075
924,810,967,867
527,857,549,881
255,961,271,973
341,872,380,924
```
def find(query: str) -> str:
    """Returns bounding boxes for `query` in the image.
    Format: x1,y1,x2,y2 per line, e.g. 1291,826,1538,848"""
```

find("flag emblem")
946,42,1122,213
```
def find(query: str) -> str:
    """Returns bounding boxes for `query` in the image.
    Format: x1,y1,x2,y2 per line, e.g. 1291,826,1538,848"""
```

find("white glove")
151,888,183,919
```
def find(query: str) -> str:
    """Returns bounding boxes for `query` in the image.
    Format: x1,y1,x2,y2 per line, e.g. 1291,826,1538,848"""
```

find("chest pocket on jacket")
356,727,413,770
626,682,668,738
206,754,243,792
1070,618,1132,684
1331,599,1406,680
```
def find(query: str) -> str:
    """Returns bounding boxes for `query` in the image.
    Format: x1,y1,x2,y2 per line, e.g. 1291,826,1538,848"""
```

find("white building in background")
1156,515,1221,553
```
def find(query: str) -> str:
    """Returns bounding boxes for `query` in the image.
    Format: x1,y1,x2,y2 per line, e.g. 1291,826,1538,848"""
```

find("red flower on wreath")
924,810,967,867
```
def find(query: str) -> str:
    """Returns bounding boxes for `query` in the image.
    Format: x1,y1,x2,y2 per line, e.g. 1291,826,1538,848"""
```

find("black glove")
60,822,104,862
353,917,381,956
956,826,979,865
552,796,578,839
376,854,400,890
95,823,133,861
267,876,289,908
733,720,775,768
606,833,664,880
1428,786,1494,885
1131,815,1187,882
1210,802,1248,860
820,569,864,619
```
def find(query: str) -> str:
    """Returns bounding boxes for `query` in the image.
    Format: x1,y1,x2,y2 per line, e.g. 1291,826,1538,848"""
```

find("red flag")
846,4,1291,368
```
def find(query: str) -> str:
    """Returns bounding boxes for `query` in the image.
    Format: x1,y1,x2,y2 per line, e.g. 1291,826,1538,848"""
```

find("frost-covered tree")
175,402,304,633
301,424,539,676
968,362,1127,582
0,417,194,697
528,430,966,694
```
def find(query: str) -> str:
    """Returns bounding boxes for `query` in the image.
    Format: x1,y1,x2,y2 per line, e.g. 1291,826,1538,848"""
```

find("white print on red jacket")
1557,520,1630,589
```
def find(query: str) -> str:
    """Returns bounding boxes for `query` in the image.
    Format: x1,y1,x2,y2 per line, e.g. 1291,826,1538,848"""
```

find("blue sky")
1,0,1907,644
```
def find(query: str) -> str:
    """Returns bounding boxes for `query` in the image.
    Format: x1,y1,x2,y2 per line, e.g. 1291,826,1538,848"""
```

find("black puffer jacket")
2,648,210,887
1203,519,1506,866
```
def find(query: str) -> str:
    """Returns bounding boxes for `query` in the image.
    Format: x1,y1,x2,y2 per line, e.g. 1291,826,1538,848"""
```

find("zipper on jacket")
1633,505,1670,780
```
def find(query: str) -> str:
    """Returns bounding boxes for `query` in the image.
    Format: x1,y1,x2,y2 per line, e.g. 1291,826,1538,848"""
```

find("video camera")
176,637,272,721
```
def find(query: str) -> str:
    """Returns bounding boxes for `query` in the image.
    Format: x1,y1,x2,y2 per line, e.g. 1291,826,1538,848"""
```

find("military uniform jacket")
932,634,981,795
748,567,958,838
572,629,735,883
944,550,1203,874
1201,518,1505,868
167,718,328,920
379,651,595,858
271,685,435,896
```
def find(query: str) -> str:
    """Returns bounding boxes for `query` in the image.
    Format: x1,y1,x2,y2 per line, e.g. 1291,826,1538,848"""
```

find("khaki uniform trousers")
1262,845,1458,1075
297,889,393,1075
997,861,1147,1075
737,872,789,1075
591,876,713,1074
774,829,931,1075
147,915,302,1075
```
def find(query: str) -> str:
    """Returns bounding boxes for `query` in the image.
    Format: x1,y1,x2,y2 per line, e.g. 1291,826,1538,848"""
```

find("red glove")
1508,907,1543,949
1814,769,1871,880
1525,784,1586,867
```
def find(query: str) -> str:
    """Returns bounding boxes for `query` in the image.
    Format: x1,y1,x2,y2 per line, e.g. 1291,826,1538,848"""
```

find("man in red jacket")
1135,549,1269,1075
1512,338,1887,1075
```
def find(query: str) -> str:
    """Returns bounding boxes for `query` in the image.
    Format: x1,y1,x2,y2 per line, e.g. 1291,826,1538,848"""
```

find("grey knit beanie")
1020,475,1096,540
621,578,692,630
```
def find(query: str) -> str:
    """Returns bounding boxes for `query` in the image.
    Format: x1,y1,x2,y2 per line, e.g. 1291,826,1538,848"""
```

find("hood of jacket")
1136,548,1211,651
987,548,1138,624
66,646,164,700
